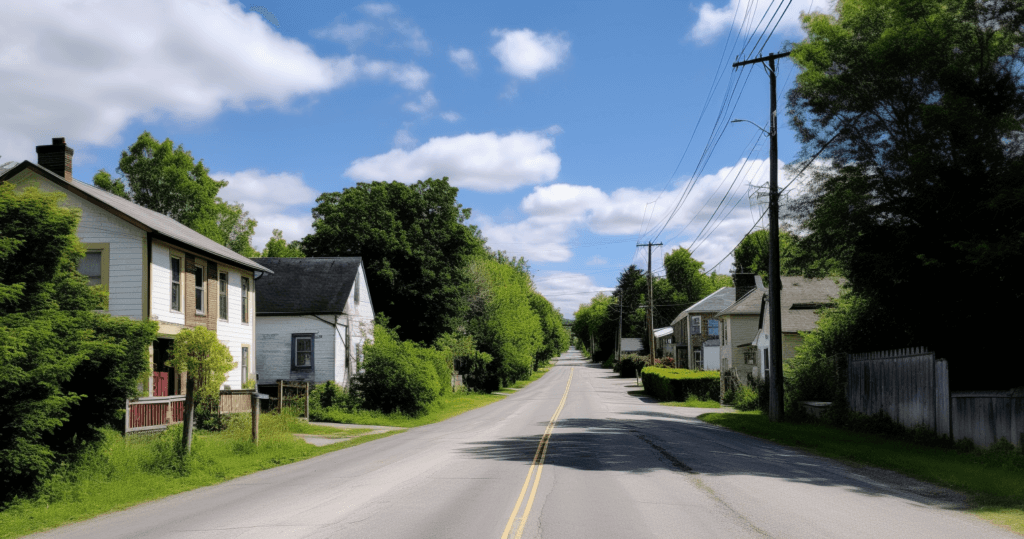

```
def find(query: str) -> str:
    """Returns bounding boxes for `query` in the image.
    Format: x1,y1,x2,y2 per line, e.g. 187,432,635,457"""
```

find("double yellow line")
501,367,574,539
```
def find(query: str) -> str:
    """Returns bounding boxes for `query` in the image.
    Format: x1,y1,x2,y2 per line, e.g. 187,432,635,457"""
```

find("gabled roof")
654,327,673,338
251,257,366,315
759,276,845,333
1,161,271,273
715,287,765,317
671,287,735,324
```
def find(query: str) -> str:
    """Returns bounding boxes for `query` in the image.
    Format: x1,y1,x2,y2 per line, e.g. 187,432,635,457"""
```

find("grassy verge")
0,414,400,539
503,364,553,390
700,411,1024,534
660,397,722,408
311,391,506,428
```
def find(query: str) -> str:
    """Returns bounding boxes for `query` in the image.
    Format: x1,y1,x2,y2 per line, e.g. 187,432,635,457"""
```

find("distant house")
654,327,673,357
714,271,765,388
753,276,844,379
670,287,735,370
620,337,643,355
1,138,271,396
251,257,374,389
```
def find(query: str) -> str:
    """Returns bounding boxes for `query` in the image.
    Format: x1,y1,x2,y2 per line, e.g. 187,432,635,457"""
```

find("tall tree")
93,132,258,256
787,0,1024,387
261,229,305,258
302,178,484,343
732,229,804,277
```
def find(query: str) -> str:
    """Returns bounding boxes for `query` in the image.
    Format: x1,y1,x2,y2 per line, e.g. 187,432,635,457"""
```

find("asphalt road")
33,349,1018,538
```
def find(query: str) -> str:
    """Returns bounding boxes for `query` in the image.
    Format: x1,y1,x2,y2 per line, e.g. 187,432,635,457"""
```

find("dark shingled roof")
1,161,270,273
251,257,363,314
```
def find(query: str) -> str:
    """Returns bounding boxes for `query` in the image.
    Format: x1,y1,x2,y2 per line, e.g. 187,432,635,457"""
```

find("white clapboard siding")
10,173,144,319
217,268,255,389
255,315,337,384
150,242,185,325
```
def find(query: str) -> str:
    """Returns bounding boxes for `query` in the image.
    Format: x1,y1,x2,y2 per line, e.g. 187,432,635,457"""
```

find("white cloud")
393,129,418,149
533,271,615,318
0,0,430,159
440,111,462,122
449,48,478,72
690,0,823,44
475,157,792,268
360,3,397,17
403,91,438,114
587,256,608,265
490,29,570,80
345,129,561,192
312,21,377,45
215,169,319,251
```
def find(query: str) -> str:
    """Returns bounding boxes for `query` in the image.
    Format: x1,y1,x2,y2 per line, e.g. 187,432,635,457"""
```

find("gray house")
251,257,374,389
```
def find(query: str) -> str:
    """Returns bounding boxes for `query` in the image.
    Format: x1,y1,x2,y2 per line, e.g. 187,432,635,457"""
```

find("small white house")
251,257,374,389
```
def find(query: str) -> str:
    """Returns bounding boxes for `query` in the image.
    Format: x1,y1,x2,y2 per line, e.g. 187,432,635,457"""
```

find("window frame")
708,318,720,337
291,333,315,370
241,276,250,324
79,243,110,309
219,272,229,321
694,349,703,370
690,315,701,335
170,256,182,312
194,264,205,315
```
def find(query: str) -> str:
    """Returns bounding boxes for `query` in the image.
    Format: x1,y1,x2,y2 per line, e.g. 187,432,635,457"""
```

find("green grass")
660,397,722,408
700,411,1024,534
503,365,552,390
0,414,400,539
311,391,506,428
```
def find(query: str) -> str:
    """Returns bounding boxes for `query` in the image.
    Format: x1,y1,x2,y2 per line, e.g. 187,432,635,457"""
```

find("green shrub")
616,353,647,378
731,373,769,411
601,357,614,369
410,345,453,396
352,324,441,415
311,381,360,411
641,368,720,402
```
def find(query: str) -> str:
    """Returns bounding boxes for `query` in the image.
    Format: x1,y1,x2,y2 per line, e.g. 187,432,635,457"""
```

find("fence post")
124,398,131,434
277,379,283,414
182,377,195,454
251,391,259,445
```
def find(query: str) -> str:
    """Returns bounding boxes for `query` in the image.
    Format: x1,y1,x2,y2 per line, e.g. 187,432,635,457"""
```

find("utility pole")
733,51,789,422
617,299,623,361
637,242,662,361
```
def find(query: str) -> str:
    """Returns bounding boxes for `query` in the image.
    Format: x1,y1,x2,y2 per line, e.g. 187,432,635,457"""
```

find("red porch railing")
124,395,186,434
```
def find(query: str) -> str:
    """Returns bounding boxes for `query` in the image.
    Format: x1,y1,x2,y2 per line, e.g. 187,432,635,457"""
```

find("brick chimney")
36,137,74,181
732,269,757,301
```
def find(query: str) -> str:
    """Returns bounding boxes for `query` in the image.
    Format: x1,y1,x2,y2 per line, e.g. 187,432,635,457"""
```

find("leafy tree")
529,293,570,368
302,178,484,344
787,0,1024,388
663,247,726,304
167,327,235,429
353,323,440,415
731,229,804,277
465,256,543,386
0,184,156,503
261,229,305,258
572,293,616,362
93,132,258,256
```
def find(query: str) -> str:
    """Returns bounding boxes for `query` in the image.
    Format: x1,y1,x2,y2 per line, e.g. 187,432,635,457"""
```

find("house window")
762,349,768,367
744,348,757,365
722,320,728,345
80,251,102,286
292,334,314,370
195,265,205,314
694,350,703,370
241,277,249,324
708,319,719,336
219,272,228,321
690,315,701,335
241,346,249,385
170,257,181,312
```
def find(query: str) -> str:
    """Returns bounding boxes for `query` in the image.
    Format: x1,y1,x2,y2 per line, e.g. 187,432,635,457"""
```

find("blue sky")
0,0,824,316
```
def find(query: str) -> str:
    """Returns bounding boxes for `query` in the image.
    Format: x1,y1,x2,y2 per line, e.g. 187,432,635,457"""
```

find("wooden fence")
125,389,255,434
847,347,1023,448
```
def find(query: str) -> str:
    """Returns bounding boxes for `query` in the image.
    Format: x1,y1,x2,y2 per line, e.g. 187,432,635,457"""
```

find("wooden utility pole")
182,377,195,453
250,391,260,445
733,51,789,422
617,299,623,361
637,242,663,362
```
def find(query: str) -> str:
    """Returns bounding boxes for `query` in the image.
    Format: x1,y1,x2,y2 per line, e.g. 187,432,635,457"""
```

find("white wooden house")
250,257,374,389
0,138,272,396
753,276,844,379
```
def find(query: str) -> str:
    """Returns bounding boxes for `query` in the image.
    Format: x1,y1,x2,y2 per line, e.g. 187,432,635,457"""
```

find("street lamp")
730,118,772,137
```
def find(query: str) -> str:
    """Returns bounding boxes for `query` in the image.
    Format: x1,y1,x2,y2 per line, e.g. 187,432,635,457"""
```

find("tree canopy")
731,229,804,277
787,0,1024,387
93,132,258,256
261,229,305,258
302,178,484,344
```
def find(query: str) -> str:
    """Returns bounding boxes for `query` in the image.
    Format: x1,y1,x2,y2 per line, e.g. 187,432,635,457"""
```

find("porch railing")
125,395,186,434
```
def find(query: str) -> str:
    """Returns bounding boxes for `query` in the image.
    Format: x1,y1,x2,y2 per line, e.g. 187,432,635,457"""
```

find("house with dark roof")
714,272,765,389
250,257,374,388
1,138,272,396
753,276,844,379
670,287,735,370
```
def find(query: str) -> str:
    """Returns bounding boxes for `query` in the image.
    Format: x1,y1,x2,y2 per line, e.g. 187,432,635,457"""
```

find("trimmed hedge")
641,368,720,402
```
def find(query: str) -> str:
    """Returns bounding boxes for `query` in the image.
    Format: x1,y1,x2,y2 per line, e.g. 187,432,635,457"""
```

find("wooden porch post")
277,379,283,414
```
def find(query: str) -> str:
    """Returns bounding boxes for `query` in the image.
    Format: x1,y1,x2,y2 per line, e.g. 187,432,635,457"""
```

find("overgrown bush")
311,381,360,411
641,368,720,402
1,185,158,505
616,353,647,377
435,332,496,392
601,357,615,368
410,345,453,397
731,373,769,411
352,324,440,415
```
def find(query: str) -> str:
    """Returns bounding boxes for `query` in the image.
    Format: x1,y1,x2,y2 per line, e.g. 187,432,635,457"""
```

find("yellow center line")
500,367,574,539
